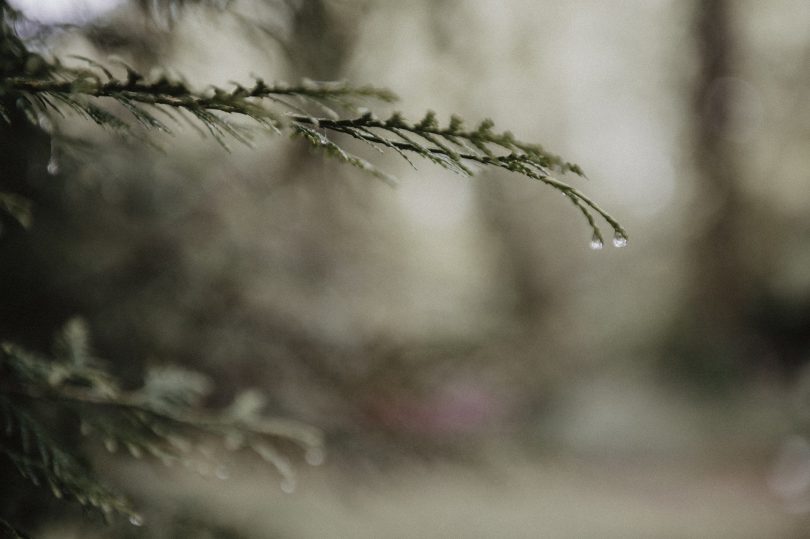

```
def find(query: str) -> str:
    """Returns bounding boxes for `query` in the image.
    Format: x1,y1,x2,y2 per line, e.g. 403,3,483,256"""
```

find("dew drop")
589,236,604,250
214,465,230,480
129,514,144,527
305,447,325,466
612,233,628,248
38,116,53,132
46,156,59,175
280,478,296,494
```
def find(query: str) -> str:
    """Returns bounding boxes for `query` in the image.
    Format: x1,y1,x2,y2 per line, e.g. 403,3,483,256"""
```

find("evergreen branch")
3,76,395,120
0,518,30,539
292,124,397,186
1,60,625,243
0,395,135,520
290,113,627,242
0,318,325,524
291,112,580,177
1,383,322,453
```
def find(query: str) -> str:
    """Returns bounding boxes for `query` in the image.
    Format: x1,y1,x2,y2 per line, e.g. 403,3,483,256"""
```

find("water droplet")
127,444,143,458
215,465,230,480
50,483,63,499
129,514,144,527
612,233,628,248
38,116,53,132
305,447,325,466
589,235,604,250
46,156,59,175
280,478,296,494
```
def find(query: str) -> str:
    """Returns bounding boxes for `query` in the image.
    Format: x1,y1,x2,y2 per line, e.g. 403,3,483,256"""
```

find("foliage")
0,0,626,536
0,319,322,530
0,2,625,246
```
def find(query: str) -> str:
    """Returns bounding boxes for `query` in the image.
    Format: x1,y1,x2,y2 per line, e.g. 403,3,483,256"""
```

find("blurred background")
3,0,810,537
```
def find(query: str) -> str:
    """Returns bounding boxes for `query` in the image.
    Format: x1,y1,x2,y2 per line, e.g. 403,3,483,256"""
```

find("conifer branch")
0,518,30,539
0,394,136,521
0,49,626,242
291,112,627,242
0,319,324,524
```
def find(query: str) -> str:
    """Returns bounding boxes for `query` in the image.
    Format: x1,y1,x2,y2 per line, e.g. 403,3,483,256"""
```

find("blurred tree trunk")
476,181,553,325
690,0,747,334
288,0,360,80
670,0,762,387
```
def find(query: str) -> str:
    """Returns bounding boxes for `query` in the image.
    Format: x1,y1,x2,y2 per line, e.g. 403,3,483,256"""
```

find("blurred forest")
2,0,810,537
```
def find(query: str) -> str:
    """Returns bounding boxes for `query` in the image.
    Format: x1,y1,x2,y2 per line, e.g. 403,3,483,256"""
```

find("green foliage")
0,0,624,245
1,54,625,244
0,518,30,539
0,319,323,526
0,0,627,535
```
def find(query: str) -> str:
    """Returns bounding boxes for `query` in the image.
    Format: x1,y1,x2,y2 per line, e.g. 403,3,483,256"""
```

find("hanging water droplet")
589,235,604,250
46,155,59,175
38,116,53,132
104,438,118,453
214,465,230,480
127,443,143,459
305,447,325,466
129,514,144,527
50,483,63,499
280,477,296,494
612,233,628,248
